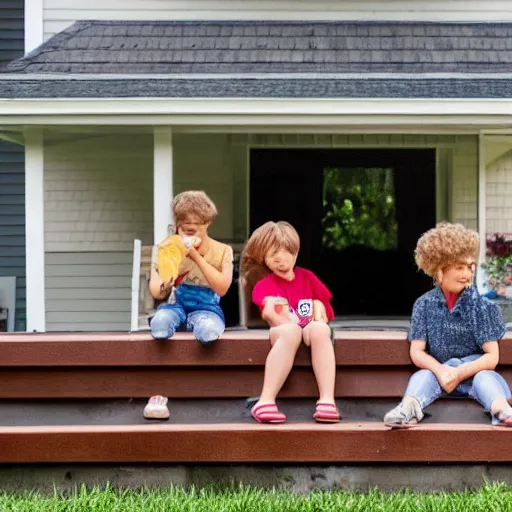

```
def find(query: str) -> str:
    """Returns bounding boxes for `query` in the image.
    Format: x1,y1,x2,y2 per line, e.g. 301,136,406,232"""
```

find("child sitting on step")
384,222,512,427
144,190,233,420
241,221,340,424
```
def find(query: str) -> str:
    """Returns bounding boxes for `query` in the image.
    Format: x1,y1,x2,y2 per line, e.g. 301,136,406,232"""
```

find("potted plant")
482,234,512,297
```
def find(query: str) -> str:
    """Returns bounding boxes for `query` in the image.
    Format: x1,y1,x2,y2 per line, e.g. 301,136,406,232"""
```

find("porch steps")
0,330,418,399
0,331,511,463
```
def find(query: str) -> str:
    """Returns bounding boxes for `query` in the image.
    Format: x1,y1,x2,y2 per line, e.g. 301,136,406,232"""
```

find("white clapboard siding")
44,133,236,252
44,134,154,253
45,251,132,331
47,276,130,288
173,134,234,241
43,0,512,40
485,138,512,235
452,136,478,232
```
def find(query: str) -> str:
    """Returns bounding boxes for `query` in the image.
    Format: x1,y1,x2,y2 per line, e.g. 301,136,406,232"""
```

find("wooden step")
0,422,510,463
0,331,511,399
0,330,413,367
0,397,505,463
2,330,512,366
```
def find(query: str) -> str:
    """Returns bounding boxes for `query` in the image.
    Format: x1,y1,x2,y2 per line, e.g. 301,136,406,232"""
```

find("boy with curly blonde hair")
384,222,512,426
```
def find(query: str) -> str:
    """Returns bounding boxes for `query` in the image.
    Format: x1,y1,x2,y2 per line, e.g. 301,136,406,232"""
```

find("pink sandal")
251,403,286,424
313,402,341,423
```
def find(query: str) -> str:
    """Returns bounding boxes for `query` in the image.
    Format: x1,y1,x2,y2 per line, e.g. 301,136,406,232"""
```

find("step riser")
0,368,415,398
1,367,512,399
1,333,511,367
0,335,414,366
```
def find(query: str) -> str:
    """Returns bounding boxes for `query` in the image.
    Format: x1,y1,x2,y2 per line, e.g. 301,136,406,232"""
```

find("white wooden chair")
0,276,16,332
131,239,156,331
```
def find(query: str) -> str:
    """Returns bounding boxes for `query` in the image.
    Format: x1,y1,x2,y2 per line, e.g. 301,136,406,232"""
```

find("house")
0,0,25,331
1,1,512,332
2,1,512,485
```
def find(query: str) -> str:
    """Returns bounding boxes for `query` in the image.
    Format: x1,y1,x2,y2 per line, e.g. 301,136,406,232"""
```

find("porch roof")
2,20,512,99
0,76,512,99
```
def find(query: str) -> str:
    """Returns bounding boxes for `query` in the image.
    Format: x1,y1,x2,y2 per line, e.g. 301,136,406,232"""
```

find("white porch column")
477,133,487,293
153,127,173,244
24,127,46,332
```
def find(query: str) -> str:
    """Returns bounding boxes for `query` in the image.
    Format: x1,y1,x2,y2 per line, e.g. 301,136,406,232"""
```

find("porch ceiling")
0,125,154,145
2,119,512,143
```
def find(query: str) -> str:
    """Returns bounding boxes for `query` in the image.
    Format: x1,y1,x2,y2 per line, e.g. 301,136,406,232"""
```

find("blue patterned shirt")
408,285,506,363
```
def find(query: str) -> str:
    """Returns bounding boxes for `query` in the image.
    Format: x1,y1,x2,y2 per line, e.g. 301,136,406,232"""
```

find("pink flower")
487,233,512,257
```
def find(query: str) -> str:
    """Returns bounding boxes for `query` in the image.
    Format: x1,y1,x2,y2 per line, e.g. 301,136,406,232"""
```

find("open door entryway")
250,149,436,317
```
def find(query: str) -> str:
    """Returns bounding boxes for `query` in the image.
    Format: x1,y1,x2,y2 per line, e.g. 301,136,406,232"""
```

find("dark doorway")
249,149,436,316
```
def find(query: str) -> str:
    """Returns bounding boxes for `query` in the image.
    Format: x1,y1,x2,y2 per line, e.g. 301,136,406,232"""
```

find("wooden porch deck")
0,330,511,463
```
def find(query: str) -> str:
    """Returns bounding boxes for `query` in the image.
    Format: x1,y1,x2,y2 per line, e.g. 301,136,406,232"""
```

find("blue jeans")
150,304,224,344
405,354,512,424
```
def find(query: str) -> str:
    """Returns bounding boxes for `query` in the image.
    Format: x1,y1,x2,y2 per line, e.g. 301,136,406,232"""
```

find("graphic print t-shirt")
252,268,334,327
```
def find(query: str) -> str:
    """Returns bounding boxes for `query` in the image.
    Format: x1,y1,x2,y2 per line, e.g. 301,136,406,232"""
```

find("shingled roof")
2,20,512,98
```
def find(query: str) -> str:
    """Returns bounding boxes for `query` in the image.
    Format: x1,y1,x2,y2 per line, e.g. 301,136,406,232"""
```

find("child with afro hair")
384,222,512,427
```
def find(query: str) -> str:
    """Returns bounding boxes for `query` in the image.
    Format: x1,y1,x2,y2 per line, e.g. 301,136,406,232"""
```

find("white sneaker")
383,396,424,425
143,395,170,420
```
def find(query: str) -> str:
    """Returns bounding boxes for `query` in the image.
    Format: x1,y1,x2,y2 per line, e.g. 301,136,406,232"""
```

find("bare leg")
256,323,303,406
303,321,336,404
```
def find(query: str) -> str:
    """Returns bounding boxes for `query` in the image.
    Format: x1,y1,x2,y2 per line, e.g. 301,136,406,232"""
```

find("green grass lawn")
0,483,510,512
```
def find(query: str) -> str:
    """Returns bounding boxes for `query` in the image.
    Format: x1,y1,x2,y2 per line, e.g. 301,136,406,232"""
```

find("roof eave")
0,98,512,134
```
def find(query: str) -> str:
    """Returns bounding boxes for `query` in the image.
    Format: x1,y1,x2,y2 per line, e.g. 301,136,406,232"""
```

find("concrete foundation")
0,464,510,493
